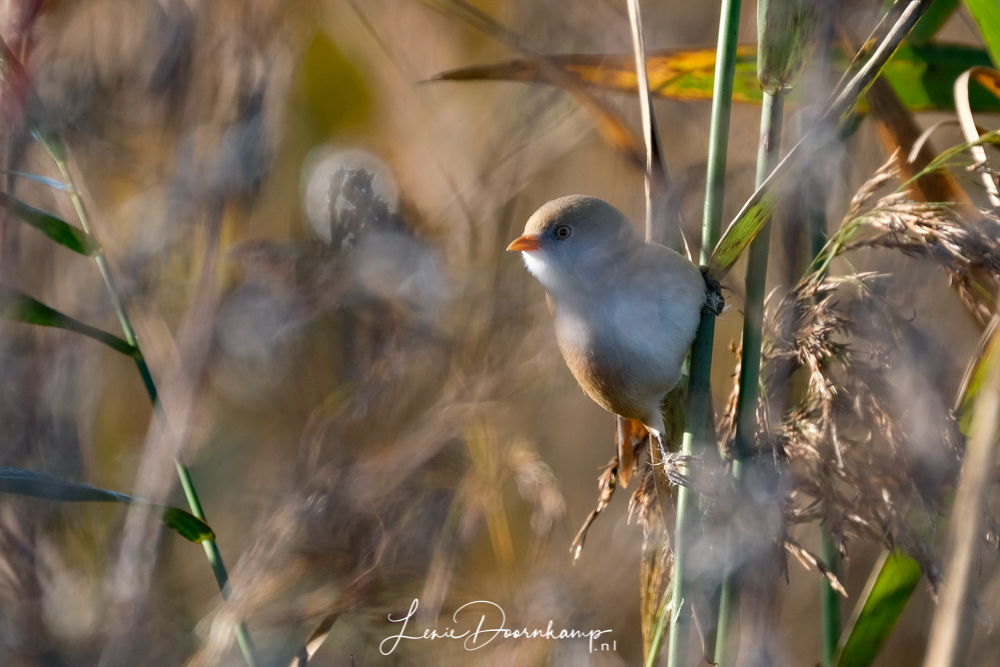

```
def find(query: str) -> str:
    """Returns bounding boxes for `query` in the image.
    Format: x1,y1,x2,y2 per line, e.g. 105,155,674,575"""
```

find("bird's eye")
555,225,572,240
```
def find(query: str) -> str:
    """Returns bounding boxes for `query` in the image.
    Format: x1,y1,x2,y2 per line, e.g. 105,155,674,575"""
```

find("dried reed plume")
719,153,998,591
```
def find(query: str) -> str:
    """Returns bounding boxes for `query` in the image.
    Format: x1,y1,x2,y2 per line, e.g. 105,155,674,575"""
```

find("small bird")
508,195,711,486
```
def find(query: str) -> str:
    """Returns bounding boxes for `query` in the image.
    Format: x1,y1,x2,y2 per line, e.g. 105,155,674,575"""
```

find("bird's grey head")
509,195,639,294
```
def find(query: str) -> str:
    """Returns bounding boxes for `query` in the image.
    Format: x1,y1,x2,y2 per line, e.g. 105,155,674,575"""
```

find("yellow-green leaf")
709,0,933,278
433,43,1000,114
162,507,216,543
711,186,782,276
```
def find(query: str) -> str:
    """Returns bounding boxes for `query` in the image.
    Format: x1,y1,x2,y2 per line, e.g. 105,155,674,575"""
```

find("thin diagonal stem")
0,33,257,661
53,158,259,667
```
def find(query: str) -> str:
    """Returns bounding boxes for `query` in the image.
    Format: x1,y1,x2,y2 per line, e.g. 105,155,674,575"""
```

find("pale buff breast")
553,248,705,423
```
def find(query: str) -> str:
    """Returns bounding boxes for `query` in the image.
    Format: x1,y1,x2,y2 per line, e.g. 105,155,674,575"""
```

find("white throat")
521,251,559,290
520,248,596,304
521,251,552,284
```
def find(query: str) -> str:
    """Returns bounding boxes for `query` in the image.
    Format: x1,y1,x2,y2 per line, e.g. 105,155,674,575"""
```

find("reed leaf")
0,467,214,543
0,35,259,667
1,170,69,191
420,0,646,170
963,0,1000,66
907,0,959,44
432,42,999,113
954,67,1000,206
956,315,1000,432
626,0,670,243
0,191,99,256
0,283,136,356
833,551,923,667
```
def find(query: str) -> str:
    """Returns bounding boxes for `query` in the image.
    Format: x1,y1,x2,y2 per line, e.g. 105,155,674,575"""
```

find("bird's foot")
652,430,669,461
702,274,725,316
652,432,694,488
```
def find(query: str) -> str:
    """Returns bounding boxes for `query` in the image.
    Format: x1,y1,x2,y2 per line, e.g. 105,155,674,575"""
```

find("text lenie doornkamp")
379,599,616,655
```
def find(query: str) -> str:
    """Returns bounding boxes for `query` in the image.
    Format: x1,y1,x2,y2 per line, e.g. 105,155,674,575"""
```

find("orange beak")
507,234,541,252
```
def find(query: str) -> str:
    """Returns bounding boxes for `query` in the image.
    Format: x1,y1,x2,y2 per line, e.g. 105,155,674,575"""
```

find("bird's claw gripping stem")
702,275,725,316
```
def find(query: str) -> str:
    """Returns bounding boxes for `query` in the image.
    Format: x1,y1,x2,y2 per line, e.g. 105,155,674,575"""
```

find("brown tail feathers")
615,416,649,487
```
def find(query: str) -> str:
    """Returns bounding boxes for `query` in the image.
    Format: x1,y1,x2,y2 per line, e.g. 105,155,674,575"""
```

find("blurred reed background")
0,0,997,666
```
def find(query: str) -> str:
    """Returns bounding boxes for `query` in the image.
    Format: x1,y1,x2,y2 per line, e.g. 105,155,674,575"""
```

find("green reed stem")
700,0,743,256
666,2,742,664
734,91,784,464
52,157,259,667
821,527,842,666
714,88,785,667
667,310,717,667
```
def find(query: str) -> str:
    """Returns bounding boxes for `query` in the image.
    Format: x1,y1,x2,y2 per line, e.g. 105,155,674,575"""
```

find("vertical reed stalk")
645,592,672,667
666,0,742,664
733,89,784,471
667,311,717,667
821,526,842,665
624,7,682,663
714,88,785,667
626,3,701,662
700,0,743,256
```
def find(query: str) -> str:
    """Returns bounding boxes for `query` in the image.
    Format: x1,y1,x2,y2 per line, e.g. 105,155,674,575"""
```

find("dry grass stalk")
784,535,847,596
569,457,619,562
